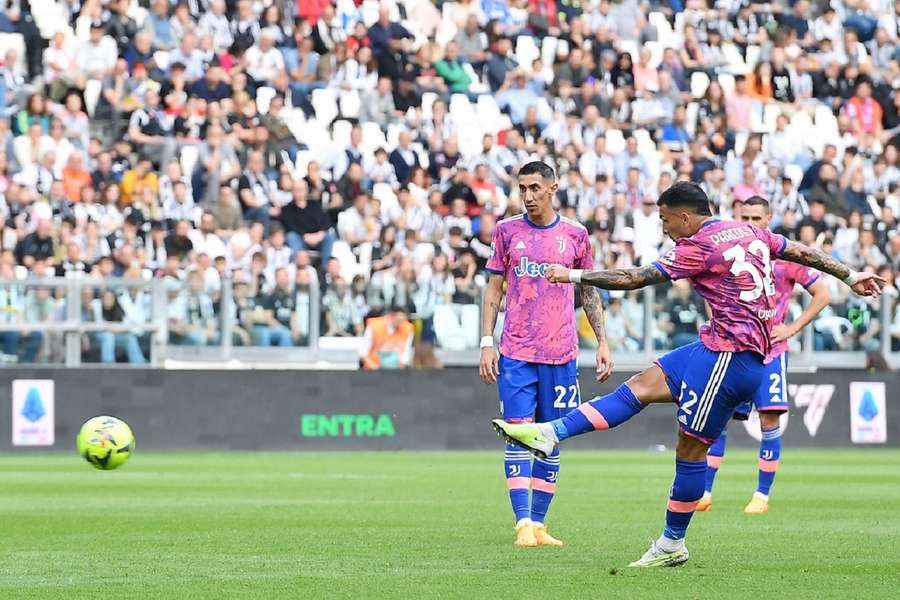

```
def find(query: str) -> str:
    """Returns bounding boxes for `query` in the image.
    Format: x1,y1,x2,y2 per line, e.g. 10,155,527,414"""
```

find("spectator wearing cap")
280,179,337,265
76,20,118,86
377,31,411,82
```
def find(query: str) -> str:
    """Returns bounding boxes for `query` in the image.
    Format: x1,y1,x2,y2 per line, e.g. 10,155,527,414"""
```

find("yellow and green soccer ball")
76,416,135,470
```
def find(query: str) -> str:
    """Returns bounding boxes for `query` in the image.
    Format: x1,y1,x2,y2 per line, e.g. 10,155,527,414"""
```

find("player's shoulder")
495,213,526,231
559,215,588,233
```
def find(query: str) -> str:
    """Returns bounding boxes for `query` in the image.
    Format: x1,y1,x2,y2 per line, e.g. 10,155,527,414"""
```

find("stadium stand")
0,0,898,366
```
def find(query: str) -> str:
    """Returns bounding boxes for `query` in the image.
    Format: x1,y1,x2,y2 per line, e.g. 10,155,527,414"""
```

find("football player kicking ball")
492,182,883,566
698,196,830,515
480,161,612,548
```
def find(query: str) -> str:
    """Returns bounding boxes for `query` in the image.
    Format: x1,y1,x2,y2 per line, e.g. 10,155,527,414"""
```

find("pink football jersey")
486,214,593,364
770,260,819,357
653,219,788,363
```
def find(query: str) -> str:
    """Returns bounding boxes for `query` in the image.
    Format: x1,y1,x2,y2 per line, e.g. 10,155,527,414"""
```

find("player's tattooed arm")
781,240,853,280
580,265,668,290
580,285,607,344
781,240,885,297
581,284,614,382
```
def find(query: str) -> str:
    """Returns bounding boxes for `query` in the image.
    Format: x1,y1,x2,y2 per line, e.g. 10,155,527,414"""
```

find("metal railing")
0,276,895,369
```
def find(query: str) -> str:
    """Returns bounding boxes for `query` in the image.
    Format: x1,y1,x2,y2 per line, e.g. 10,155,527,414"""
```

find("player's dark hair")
743,195,771,213
656,182,713,216
518,161,556,182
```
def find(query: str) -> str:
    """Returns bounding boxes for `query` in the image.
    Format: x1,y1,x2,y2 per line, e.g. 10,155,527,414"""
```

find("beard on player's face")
660,206,700,239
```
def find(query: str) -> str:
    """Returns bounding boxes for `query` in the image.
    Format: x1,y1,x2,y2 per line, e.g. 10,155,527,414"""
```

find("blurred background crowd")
0,0,898,366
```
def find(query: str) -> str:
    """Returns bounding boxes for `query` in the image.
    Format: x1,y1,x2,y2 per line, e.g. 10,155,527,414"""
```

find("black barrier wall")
0,369,896,451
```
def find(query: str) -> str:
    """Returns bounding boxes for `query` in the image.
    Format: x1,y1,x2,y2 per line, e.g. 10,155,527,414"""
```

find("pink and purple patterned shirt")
486,213,593,364
770,260,819,357
653,219,788,363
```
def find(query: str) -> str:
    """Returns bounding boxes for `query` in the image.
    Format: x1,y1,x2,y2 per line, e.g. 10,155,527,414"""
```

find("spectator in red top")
843,80,883,137
296,0,331,26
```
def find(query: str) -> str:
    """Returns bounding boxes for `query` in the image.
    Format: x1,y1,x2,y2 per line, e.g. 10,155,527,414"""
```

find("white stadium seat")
256,86,276,115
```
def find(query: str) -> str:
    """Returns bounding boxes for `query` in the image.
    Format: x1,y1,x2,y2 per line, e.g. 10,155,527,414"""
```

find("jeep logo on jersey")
513,256,555,278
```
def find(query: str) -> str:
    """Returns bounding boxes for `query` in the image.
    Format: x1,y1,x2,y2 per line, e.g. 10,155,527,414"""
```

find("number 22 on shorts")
553,384,580,409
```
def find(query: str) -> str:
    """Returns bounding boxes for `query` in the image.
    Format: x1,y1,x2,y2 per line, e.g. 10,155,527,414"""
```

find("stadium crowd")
0,0,898,365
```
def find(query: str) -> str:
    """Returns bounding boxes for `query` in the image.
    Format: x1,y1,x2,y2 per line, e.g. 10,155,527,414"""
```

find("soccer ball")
77,416,135,470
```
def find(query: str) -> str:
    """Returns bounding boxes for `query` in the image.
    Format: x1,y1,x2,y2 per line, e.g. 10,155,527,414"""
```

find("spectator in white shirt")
198,0,233,51
44,32,75,98
188,212,228,259
577,136,615,185
75,22,118,88
244,29,285,88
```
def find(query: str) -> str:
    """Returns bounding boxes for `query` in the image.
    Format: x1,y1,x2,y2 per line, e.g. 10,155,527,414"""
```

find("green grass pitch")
1,450,898,599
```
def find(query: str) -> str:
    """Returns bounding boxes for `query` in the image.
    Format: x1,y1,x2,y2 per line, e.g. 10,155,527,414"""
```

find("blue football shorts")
732,352,790,420
656,341,767,444
498,355,580,423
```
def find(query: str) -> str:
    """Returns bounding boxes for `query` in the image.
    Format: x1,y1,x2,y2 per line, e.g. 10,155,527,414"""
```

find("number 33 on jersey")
653,220,788,364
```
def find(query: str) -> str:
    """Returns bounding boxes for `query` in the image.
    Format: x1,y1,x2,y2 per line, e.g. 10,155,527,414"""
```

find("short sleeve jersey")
486,213,593,364
770,260,819,357
652,219,788,363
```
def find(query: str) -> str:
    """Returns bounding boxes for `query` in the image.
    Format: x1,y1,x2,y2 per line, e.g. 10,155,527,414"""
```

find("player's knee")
676,430,709,462
624,366,671,404
759,412,781,429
